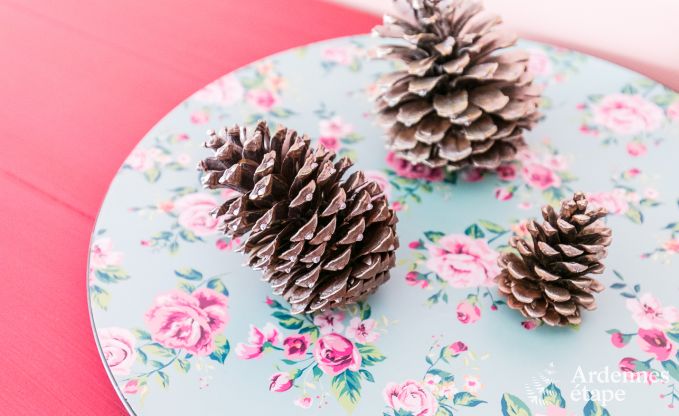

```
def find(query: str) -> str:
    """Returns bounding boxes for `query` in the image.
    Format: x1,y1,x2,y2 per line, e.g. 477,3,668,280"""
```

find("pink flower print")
495,164,517,181
192,74,244,106
98,327,136,376
668,100,679,121
235,323,279,359
611,332,627,348
592,94,663,135
125,147,156,172
636,328,676,361
386,152,445,182
318,136,340,151
643,188,659,200
269,372,293,392
346,318,379,343
144,288,229,355
619,357,638,373
313,310,345,335
295,396,313,409
545,155,568,171
190,110,210,124
176,153,192,166
448,341,467,355
406,271,428,288
522,320,539,330
174,193,220,236
383,380,438,416
123,379,139,394
319,116,353,139
463,167,485,182
283,334,311,360
423,373,441,390
463,375,483,394
90,238,123,270
663,239,679,253
527,49,552,76
521,162,561,190
364,170,391,199
511,220,531,238
245,89,279,111
313,333,361,376
626,141,647,157
215,237,241,251
587,189,630,215
626,293,679,330
425,234,499,288
495,187,513,201
320,46,357,65
457,300,481,324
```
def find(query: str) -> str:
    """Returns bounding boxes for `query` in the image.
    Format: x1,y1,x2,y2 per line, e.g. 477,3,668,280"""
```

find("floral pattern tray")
89,35,679,415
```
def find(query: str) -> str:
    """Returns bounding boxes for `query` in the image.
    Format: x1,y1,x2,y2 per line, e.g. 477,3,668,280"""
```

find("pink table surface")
0,1,377,414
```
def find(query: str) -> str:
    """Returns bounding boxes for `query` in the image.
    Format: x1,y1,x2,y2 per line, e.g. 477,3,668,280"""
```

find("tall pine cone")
373,0,541,171
495,193,612,326
198,121,399,314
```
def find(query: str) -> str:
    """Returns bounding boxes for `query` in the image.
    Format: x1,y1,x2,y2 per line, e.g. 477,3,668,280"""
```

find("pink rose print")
587,189,629,215
383,380,438,416
99,327,136,376
406,271,429,288
190,110,210,124
636,328,676,361
386,152,445,182
457,300,481,324
425,234,499,288
125,147,157,172
527,49,552,76
618,357,637,373
269,372,293,392
313,333,361,376
144,288,229,355
192,74,244,106
364,170,391,199
346,318,379,343
294,396,313,409
320,46,357,65
494,187,513,201
626,141,647,157
448,341,467,355
235,323,279,359
626,293,679,330
668,100,679,121
522,320,539,330
246,88,279,111
495,164,517,181
123,379,139,394
318,136,340,151
592,94,663,135
610,332,626,348
313,310,345,335
664,239,679,253
511,220,530,238
319,116,353,139
283,334,311,360
521,162,561,190
90,237,123,270
174,193,220,236
463,167,485,182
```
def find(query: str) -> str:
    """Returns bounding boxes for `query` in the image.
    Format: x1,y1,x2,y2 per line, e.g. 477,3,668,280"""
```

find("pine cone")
373,0,541,171
198,121,399,314
495,193,612,326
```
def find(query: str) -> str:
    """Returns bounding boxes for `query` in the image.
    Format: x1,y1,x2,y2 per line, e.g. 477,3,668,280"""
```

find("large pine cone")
198,121,399,314
373,0,541,171
496,193,612,326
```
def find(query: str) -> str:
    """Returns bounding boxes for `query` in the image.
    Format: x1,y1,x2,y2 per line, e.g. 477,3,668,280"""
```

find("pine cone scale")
495,193,612,326
199,121,399,314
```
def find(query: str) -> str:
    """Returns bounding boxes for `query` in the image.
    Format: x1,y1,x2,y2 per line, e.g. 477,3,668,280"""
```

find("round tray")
89,35,679,415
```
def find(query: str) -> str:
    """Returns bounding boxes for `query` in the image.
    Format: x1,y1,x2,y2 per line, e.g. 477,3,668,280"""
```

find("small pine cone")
198,121,399,314
495,193,612,326
373,0,541,171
